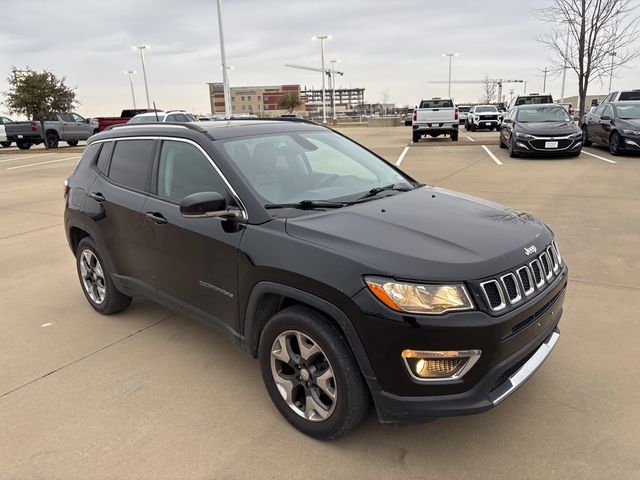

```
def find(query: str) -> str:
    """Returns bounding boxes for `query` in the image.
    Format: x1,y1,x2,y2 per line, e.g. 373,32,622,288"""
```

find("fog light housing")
401,349,481,382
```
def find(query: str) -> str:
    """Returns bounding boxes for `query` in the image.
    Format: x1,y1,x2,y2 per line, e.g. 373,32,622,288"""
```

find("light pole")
560,19,577,102
220,65,234,114
123,70,137,108
443,53,459,98
329,59,340,121
608,51,617,92
215,0,232,119
131,46,151,108
312,35,333,123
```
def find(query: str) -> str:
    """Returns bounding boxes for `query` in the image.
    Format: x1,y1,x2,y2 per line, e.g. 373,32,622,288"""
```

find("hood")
517,121,580,135
285,187,553,282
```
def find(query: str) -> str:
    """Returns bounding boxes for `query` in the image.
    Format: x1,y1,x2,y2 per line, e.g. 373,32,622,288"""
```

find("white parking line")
466,135,476,142
0,153,52,164
7,156,80,170
396,145,410,166
481,145,503,166
582,150,617,164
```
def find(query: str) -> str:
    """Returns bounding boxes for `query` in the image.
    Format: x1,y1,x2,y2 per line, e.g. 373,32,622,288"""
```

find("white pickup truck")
411,97,459,142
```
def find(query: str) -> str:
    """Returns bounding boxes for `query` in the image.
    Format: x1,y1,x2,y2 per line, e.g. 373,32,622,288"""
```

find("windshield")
618,91,640,101
419,99,453,108
220,131,414,205
516,106,571,122
615,104,640,119
476,106,497,113
515,95,553,106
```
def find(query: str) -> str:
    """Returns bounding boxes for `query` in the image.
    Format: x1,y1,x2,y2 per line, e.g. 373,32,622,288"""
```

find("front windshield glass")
615,104,640,119
516,106,571,122
220,131,414,204
476,106,497,113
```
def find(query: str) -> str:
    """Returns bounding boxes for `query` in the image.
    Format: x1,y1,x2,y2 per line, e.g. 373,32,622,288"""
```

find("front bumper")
513,135,582,155
471,119,499,129
346,266,567,426
621,134,640,150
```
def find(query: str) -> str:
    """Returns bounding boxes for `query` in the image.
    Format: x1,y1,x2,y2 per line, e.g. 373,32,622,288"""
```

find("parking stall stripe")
582,150,617,164
7,156,80,170
466,135,476,142
0,153,52,164
481,145,503,166
395,145,410,166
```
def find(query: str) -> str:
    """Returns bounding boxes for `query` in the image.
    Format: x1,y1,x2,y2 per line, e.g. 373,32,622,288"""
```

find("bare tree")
536,0,640,118
480,76,497,103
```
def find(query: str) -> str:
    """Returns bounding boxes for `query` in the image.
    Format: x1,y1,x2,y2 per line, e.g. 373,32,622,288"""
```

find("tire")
46,131,59,149
412,131,420,143
464,122,470,131
509,135,519,158
1,141,11,148
499,134,507,149
581,126,592,147
259,305,371,440
76,237,132,315
67,140,79,147
451,131,459,141
471,124,477,132
17,141,31,150
609,132,623,156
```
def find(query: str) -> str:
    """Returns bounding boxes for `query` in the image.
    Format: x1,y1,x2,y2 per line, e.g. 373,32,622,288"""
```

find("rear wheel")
609,132,623,155
67,140,79,147
1,141,11,148
581,126,592,147
75,237,132,315
412,131,420,143
451,130,459,141
17,141,31,150
471,123,477,132
499,134,507,149
259,306,371,440
46,131,59,149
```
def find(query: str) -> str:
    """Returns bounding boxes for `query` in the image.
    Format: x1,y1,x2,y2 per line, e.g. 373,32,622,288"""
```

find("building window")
242,105,246,110
231,96,234,101
241,96,245,101
258,96,261,101
247,96,251,101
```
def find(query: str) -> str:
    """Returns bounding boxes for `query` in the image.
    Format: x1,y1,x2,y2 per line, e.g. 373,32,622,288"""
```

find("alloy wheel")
79,249,106,304
270,330,337,422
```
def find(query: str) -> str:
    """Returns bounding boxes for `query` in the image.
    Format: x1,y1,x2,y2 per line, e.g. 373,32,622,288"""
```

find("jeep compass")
64,120,567,439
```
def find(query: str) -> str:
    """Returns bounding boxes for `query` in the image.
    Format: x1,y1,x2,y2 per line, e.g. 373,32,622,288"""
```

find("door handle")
89,192,105,202
145,212,168,224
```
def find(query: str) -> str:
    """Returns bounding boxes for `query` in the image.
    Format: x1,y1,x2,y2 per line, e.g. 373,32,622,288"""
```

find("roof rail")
103,122,207,133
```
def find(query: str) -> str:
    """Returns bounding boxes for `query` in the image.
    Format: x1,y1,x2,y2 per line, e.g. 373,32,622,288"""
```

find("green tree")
4,67,77,149
277,93,303,114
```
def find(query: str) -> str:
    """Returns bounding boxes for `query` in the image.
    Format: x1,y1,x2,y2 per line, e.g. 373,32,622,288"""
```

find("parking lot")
1,126,639,479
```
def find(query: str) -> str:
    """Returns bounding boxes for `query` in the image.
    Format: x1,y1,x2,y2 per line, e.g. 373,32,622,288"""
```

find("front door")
143,139,245,331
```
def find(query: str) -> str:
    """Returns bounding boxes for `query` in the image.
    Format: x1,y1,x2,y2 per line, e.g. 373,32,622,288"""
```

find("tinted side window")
157,141,227,202
96,142,114,174
619,91,640,101
108,140,155,191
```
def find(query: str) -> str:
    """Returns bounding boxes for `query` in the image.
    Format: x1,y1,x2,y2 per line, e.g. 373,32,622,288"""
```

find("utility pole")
443,53,459,97
215,0,232,119
329,59,340,121
132,46,151,108
312,35,333,124
608,51,617,92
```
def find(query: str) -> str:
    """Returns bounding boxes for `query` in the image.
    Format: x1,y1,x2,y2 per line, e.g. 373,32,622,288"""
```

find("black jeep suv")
64,120,567,439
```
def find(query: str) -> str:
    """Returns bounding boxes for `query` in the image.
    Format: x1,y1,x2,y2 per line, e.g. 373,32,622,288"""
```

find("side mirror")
179,191,241,219
502,118,513,124
600,115,611,121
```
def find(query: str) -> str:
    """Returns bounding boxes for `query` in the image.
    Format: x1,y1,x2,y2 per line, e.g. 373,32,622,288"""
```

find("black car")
581,101,640,155
64,120,566,439
499,104,582,157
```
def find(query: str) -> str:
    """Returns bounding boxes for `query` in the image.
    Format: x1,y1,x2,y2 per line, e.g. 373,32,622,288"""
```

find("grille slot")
530,259,544,287
480,280,506,311
547,246,560,273
540,252,553,280
517,266,535,296
501,273,522,304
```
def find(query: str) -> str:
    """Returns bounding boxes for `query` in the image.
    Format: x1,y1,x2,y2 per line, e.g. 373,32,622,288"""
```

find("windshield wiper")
264,200,346,210
352,183,413,202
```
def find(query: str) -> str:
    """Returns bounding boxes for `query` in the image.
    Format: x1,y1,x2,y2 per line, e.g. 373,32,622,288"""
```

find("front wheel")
76,237,132,315
46,131,59,149
499,133,507,149
581,126,592,147
451,131,459,141
259,306,371,440
609,132,623,156
0,141,11,148
67,140,79,147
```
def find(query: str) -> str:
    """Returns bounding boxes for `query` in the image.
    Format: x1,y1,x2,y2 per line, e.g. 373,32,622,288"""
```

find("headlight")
622,128,640,136
365,277,474,314
515,132,535,140
569,131,583,139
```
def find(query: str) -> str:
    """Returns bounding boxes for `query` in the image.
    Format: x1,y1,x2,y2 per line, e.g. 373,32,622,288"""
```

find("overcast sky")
2,0,639,117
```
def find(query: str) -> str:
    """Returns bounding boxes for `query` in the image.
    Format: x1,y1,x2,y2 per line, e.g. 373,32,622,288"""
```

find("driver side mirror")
180,191,242,219
600,115,611,122
502,118,513,124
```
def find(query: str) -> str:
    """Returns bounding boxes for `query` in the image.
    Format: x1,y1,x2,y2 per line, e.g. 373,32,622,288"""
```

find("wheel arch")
45,129,59,138
242,282,377,383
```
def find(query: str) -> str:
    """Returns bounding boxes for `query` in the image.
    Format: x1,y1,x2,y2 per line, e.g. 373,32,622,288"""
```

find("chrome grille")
480,243,563,313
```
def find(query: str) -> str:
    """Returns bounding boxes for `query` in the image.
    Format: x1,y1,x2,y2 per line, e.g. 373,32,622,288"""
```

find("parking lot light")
312,35,333,124
123,70,137,109
608,51,617,92
131,46,151,109
443,53,459,98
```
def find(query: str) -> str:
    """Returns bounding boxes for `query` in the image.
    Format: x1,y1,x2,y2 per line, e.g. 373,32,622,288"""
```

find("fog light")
402,349,481,382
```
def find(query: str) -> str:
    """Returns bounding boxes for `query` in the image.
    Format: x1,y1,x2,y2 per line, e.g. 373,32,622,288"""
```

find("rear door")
142,139,245,330
86,138,156,283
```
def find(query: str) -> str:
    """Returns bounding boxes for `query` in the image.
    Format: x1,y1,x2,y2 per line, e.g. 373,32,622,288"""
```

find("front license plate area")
545,141,559,148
